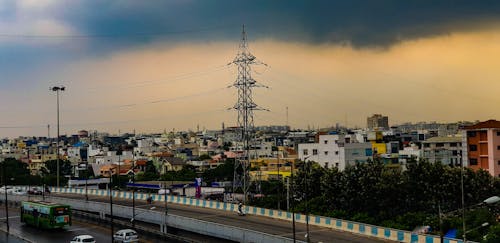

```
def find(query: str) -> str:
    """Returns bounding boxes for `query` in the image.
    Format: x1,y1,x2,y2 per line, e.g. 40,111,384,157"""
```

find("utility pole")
51,86,65,188
231,25,267,204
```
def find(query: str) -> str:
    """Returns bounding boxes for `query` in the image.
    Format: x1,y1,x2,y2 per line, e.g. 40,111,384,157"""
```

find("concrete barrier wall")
19,186,463,243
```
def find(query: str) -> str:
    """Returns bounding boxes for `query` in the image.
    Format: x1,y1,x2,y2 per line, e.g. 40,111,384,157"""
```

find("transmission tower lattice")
231,25,267,204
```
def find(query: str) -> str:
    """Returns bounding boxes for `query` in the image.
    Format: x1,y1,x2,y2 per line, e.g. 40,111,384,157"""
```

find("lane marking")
0,216,20,220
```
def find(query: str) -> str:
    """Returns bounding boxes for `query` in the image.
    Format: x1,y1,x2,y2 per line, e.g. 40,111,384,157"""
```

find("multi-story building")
421,136,462,166
367,114,389,130
463,120,500,177
298,134,372,170
398,143,421,165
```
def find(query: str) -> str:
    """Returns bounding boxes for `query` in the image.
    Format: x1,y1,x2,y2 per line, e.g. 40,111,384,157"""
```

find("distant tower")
231,25,267,203
367,114,389,130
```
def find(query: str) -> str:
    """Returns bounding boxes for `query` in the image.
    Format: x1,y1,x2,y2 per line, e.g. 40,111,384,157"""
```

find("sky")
2,0,500,138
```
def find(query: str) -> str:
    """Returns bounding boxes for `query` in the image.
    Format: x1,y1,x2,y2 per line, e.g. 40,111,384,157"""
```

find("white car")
11,188,26,195
0,186,14,194
158,188,170,195
113,229,139,242
70,235,96,243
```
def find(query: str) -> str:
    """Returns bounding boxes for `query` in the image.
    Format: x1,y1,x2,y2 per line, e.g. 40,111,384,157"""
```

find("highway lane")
0,206,184,243
0,207,111,243
49,192,389,243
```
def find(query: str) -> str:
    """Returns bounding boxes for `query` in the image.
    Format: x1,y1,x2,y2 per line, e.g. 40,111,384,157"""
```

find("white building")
298,134,373,170
421,136,462,166
398,143,421,164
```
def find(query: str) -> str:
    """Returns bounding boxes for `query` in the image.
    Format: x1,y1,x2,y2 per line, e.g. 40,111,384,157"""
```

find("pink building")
464,120,500,177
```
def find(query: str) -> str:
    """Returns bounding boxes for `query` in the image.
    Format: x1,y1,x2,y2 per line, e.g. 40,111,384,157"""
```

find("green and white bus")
20,201,72,229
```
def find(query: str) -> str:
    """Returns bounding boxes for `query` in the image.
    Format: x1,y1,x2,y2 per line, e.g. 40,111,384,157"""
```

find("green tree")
483,224,500,243
198,154,212,160
43,159,72,176
0,157,32,185
202,159,235,184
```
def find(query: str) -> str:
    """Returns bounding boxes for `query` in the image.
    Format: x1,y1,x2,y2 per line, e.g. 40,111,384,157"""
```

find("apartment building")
421,136,462,166
367,114,389,130
298,134,372,170
463,120,500,177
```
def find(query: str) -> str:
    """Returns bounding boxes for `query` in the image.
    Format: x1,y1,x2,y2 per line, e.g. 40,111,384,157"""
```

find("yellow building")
371,142,387,155
249,157,296,181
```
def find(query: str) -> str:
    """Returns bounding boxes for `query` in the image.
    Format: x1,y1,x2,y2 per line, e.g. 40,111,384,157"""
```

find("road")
48,192,389,243
0,207,111,243
0,206,188,243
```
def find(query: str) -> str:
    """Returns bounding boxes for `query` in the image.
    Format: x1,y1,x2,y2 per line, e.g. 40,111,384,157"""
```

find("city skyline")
2,1,500,137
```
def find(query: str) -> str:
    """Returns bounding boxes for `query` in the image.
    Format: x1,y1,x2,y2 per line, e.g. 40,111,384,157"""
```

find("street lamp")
303,155,312,243
50,86,65,188
2,157,9,233
290,159,296,243
85,159,89,201
108,167,116,243
483,196,500,205
439,195,499,243
163,183,168,234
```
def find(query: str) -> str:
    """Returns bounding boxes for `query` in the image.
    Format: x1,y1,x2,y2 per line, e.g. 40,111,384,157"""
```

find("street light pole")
51,86,65,188
109,168,114,243
460,151,466,242
85,159,88,201
3,158,9,233
132,188,135,229
305,159,310,243
291,160,296,243
164,183,168,234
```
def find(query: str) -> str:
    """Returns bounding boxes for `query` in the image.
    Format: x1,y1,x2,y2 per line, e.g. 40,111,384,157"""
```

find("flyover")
7,187,463,243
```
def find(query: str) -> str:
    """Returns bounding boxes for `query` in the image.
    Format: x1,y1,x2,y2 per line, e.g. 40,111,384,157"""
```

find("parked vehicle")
157,188,170,195
0,186,14,194
28,187,43,195
113,229,139,242
12,188,27,195
70,235,95,243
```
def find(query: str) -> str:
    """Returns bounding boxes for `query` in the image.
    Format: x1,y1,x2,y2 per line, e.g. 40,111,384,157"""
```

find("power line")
0,25,238,39
70,86,229,112
85,64,231,93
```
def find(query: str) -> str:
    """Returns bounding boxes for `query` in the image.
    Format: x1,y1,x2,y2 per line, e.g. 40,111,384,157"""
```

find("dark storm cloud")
53,0,500,48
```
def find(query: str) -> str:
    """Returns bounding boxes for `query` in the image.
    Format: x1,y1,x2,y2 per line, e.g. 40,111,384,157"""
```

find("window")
452,150,458,156
312,149,318,155
469,145,477,151
467,131,477,137
498,160,500,166
423,143,430,148
324,151,328,155
324,162,328,168
497,146,500,150
470,158,478,165
365,148,373,156
335,151,339,155
324,140,328,144
497,131,500,136
450,143,457,147
436,143,444,148
335,163,339,167
303,149,308,156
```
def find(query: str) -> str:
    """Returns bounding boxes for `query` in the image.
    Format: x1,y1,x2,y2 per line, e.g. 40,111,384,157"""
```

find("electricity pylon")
231,25,267,204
